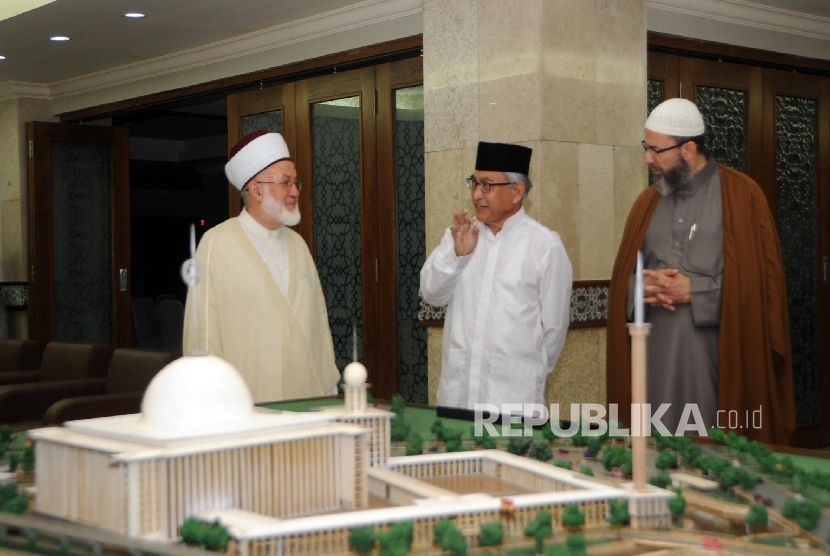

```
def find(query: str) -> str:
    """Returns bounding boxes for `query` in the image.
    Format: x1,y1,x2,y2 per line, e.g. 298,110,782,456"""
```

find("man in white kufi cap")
606,98,795,445
183,130,339,402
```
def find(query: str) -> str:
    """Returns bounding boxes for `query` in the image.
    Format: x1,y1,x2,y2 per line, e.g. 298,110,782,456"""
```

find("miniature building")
30,356,369,541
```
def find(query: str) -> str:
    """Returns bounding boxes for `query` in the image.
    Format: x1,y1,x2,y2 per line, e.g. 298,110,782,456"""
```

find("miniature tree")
433,519,454,546
437,522,466,556
554,459,572,471
579,465,593,477
647,472,671,489
708,427,725,445
601,445,631,473
506,436,533,456
7,452,20,472
0,424,12,443
735,467,757,491
561,505,585,531
444,428,466,453
566,532,587,556
0,441,8,459
349,527,376,554
745,503,768,535
529,441,552,462
570,422,589,447
606,499,629,538
523,510,552,555
681,443,701,464
430,417,446,441
471,425,498,450
478,521,504,547
179,518,206,546
655,450,677,471
782,497,821,531
390,417,411,442
0,484,28,515
668,489,686,525
390,393,406,417
586,437,602,456
202,521,230,551
21,442,35,472
542,421,560,442
377,522,413,556
405,432,423,456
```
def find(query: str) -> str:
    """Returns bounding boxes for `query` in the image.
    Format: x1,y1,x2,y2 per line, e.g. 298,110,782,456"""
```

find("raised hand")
451,210,479,257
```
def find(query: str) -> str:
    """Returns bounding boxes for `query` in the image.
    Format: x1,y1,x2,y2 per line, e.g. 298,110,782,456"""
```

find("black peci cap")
474,141,532,175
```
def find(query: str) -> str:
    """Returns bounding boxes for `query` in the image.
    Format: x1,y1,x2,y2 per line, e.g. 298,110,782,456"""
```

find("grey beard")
654,160,692,197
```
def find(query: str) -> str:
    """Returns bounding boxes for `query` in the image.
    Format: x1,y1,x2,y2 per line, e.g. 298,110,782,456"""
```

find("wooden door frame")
761,70,830,448
27,121,131,346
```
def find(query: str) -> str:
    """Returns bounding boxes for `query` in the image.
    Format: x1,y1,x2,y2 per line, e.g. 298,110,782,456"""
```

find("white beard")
262,192,301,226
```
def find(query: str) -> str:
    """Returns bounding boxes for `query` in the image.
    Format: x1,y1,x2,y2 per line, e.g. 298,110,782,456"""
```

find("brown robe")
606,164,796,445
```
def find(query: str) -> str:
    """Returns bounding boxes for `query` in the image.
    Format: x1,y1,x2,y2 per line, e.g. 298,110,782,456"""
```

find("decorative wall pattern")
51,142,113,344
395,88,428,404
312,102,363,371
775,95,819,427
695,86,747,172
419,281,610,328
0,282,28,308
241,111,283,136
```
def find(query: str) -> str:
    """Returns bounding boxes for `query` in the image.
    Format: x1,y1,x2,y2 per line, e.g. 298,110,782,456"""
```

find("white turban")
645,98,705,137
225,131,291,190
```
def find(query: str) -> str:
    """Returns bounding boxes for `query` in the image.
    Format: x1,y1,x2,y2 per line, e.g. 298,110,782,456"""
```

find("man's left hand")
643,268,691,311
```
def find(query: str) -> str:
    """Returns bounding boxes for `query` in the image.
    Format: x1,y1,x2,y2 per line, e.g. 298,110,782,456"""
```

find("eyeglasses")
256,179,303,191
641,140,689,155
465,177,514,194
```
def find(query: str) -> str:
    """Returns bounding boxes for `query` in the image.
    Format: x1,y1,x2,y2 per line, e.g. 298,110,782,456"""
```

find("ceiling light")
50,36,70,42
123,12,145,18
0,56,5,61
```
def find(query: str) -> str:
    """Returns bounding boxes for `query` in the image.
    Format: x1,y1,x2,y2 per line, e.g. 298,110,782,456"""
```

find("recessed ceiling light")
0,56,5,61
124,12,145,18
50,36,70,42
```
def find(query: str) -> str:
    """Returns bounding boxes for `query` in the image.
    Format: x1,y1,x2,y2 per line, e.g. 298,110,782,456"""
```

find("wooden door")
761,70,830,447
27,122,131,346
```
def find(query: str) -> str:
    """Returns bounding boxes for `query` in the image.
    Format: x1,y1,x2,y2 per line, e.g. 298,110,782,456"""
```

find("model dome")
343,361,368,386
141,355,254,426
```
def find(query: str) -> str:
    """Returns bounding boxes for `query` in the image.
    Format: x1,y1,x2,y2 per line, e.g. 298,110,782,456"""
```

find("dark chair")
158,299,184,352
0,339,43,373
43,348,180,424
0,342,113,424
0,341,112,387
132,297,162,349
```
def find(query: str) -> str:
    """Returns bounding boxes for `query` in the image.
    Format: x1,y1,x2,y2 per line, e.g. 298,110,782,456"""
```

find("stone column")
0,94,56,338
423,0,648,409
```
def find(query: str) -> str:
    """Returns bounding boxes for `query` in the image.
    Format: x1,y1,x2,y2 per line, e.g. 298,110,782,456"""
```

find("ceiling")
0,0,363,84
0,0,829,88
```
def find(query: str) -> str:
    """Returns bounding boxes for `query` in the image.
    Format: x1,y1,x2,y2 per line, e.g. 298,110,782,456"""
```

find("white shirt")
238,209,289,295
420,208,572,410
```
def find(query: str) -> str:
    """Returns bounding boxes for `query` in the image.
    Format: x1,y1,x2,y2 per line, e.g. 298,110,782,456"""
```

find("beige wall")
423,0,649,414
0,96,56,337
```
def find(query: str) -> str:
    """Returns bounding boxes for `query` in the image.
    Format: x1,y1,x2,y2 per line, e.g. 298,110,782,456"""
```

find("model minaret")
343,326,368,412
629,251,649,493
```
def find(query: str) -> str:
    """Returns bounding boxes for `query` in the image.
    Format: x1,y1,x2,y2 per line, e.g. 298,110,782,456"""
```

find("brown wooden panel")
27,121,130,346
647,51,679,100
59,35,423,123
761,69,830,448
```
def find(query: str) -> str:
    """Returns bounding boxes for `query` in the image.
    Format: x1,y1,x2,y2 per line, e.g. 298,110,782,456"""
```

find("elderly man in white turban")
183,130,340,402
606,98,795,445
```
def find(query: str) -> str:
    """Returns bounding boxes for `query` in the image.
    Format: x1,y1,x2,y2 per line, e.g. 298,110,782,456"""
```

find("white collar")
238,208,283,239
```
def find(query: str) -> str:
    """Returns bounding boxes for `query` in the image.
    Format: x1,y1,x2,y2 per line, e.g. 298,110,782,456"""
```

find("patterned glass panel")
241,111,282,136
695,86,747,172
775,95,819,426
647,80,662,116
51,142,113,343
395,85,427,404
312,99,363,372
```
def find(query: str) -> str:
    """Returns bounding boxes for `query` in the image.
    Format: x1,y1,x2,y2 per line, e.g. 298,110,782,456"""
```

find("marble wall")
423,0,648,408
0,96,56,337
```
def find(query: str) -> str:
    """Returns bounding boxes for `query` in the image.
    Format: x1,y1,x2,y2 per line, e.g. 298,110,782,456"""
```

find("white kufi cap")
225,130,291,190
645,98,705,137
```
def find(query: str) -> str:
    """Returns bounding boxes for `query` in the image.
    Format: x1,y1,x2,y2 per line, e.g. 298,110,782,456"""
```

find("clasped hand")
451,210,478,257
643,268,691,311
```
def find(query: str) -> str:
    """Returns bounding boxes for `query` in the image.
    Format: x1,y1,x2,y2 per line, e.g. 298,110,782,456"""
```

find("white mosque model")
26,236,673,555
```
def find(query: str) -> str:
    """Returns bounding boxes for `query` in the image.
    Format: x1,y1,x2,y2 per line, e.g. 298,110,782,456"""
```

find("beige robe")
183,218,340,403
